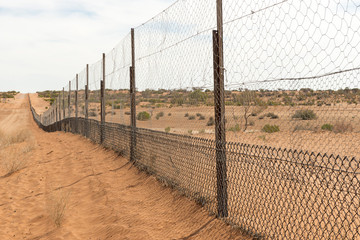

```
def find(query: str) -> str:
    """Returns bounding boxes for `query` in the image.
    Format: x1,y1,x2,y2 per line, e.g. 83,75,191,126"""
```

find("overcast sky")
0,0,174,93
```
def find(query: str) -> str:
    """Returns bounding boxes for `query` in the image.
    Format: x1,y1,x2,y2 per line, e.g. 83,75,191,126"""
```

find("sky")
0,0,174,93
1,0,359,94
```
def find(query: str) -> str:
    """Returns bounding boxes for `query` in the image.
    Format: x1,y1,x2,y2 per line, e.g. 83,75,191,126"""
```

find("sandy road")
0,94,249,240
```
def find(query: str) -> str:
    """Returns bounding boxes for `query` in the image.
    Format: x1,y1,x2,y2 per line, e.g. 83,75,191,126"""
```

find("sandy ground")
0,94,250,240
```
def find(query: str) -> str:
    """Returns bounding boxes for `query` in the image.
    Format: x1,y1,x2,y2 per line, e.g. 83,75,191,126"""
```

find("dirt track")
0,94,249,239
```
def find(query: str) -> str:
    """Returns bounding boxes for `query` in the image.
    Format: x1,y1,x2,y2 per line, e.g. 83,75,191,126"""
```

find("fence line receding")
31,0,360,239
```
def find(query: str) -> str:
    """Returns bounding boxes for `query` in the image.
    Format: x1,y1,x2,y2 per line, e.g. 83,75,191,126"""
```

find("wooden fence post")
130,28,136,163
100,53,106,143
213,0,228,218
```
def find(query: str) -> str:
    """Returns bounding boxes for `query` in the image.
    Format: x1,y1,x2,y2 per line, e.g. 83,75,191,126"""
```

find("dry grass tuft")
48,189,70,227
333,122,353,133
1,144,33,177
0,129,35,177
0,129,32,149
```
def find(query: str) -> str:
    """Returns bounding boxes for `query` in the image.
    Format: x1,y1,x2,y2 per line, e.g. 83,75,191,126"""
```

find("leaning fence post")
100,53,106,143
75,74,79,133
213,0,228,218
130,28,136,163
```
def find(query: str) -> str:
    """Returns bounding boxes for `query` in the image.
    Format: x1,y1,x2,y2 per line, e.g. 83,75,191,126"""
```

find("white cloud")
0,0,174,92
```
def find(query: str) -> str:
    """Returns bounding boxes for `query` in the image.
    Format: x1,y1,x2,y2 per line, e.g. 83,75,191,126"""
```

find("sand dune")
0,94,249,239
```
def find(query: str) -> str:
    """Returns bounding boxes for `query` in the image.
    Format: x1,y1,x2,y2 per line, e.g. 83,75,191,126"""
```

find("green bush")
292,109,317,120
321,124,334,131
165,127,171,133
155,112,164,120
262,124,280,133
137,111,151,121
229,124,241,132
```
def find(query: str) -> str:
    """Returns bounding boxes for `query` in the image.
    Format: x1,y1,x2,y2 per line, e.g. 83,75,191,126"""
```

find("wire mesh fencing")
32,0,360,239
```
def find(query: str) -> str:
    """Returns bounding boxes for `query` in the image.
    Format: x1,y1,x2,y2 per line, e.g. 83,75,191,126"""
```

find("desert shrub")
229,124,241,132
165,127,171,133
258,115,265,120
199,115,206,120
184,113,189,117
125,111,131,115
207,117,215,126
137,111,151,121
321,124,334,131
188,115,196,120
333,122,353,133
89,111,97,117
262,124,280,133
168,113,172,116
249,120,255,126
155,112,164,120
292,109,317,120
293,125,313,132
188,129,193,135
199,129,205,134
196,113,201,117
250,112,258,117
266,112,279,119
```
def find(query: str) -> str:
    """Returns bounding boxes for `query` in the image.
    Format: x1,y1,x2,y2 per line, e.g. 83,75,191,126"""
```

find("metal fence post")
62,88,65,119
58,95,61,121
130,28,136,163
85,64,89,137
100,53,106,143
75,74,79,133
213,0,228,218
68,81,71,118
56,103,58,123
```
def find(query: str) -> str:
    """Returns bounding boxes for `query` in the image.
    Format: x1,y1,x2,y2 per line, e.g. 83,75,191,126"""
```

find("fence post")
213,0,228,218
56,103,58,123
75,74,79,133
68,81,71,118
100,53,106,143
85,64,89,137
58,95,61,130
130,28,136,163
58,95,61,121
62,88,65,119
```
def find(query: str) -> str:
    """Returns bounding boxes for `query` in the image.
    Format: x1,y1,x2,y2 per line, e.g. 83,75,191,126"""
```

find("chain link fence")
31,0,360,238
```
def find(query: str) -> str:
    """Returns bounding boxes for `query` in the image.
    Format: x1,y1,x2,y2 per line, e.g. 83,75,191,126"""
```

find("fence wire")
34,0,360,239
